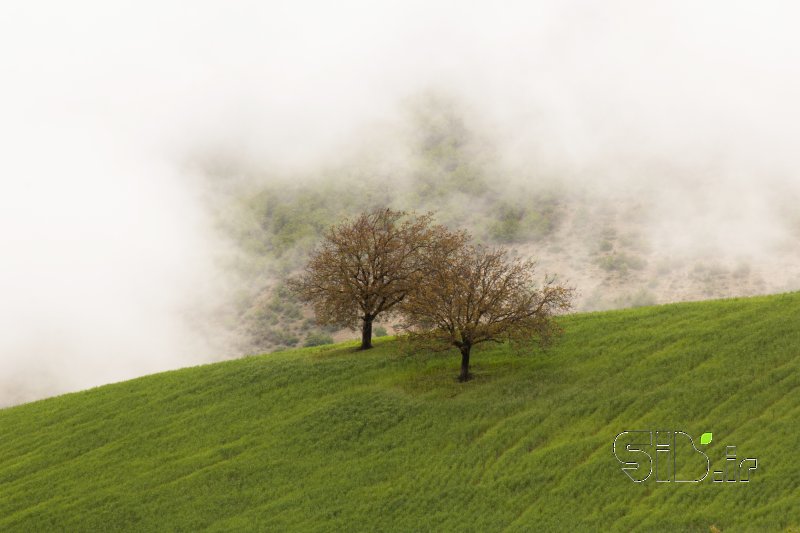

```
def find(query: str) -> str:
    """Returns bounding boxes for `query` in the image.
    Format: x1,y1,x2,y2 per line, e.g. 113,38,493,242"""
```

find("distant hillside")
204,93,800,355
2,293,800,531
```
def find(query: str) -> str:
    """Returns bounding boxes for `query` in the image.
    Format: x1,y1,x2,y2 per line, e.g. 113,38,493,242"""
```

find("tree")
289,208,465,350
400,243,574,381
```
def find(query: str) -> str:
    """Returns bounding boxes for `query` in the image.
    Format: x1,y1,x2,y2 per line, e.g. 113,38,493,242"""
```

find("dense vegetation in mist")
200,92,794,355
206,94,569,354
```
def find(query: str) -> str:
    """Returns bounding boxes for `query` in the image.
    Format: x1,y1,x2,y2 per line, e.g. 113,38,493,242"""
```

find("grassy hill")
2,293,800,531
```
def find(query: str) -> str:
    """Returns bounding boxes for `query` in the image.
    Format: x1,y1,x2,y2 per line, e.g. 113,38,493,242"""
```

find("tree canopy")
289,208,465,350
400,243,574,381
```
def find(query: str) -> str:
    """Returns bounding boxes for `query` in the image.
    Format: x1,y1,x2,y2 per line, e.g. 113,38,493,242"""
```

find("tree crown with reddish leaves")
289,208,465,348
400,243,574,353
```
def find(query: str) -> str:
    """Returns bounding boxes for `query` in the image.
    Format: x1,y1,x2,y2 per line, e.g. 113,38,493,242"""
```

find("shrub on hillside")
487,200,560,243
597,252,646,274
304,331,334,347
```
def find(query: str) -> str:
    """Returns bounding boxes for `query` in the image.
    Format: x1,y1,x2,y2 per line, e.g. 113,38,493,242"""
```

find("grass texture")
1,293,799,531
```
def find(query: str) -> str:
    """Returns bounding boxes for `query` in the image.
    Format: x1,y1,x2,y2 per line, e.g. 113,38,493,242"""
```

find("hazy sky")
2,1,800,405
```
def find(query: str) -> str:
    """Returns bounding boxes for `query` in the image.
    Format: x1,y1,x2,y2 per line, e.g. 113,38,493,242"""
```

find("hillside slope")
2,293,800,531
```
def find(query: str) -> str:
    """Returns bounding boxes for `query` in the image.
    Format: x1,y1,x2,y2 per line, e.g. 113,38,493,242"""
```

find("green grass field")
2,293,800,531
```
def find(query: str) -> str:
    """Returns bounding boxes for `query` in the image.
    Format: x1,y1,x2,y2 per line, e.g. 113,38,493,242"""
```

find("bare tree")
400,243,574,381
289,208,465,350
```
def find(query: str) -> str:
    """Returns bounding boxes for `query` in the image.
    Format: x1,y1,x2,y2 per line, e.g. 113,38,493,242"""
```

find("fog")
2,1,800,406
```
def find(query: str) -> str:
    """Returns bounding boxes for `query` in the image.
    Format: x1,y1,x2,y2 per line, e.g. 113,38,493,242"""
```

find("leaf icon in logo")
700,432,713,445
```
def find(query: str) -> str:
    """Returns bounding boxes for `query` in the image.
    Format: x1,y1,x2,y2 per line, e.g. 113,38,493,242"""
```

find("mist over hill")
3,1,800,405
204,91,800,354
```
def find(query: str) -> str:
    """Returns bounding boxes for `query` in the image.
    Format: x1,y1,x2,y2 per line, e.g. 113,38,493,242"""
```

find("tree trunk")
459,344,471,382
360,315,373,350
